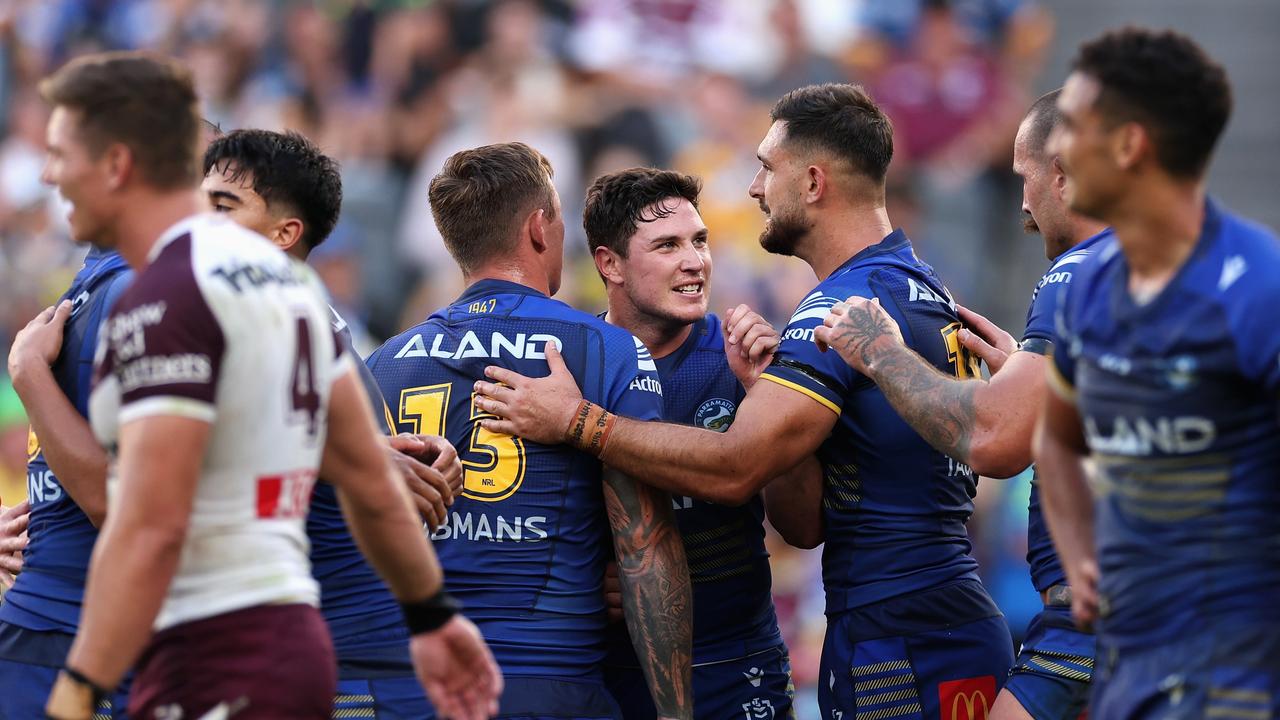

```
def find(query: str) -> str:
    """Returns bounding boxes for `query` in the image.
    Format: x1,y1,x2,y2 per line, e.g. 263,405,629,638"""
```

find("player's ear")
102,142,132,191
594,246,624,286
804,164,826,205
273,218,305,254
1113,122,1147,172
528,207,548,253
1050,156,1069,197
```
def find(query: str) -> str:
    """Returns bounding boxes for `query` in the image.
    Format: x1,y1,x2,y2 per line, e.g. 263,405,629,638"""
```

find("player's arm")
604,469,692,719
763,457,825,549
54,413,208,704
813,296,1040,478
7,301,109,524
1032,370,1099,629
321,367,501,718
475,345,838,506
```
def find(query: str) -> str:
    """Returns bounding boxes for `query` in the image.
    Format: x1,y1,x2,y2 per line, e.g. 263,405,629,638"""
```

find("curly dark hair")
203,129,343,252
769,83,894,184
1073,27,1232,178
583,168,702,258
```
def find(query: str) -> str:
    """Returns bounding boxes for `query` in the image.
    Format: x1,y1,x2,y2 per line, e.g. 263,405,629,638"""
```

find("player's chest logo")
695,398,736,432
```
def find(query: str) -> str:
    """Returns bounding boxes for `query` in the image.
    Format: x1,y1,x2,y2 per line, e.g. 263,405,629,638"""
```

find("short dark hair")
39,51,200,190
1072,27,1232,178
428,142,556,274
584,168,702,257
202,129,343,252
1024,89,1062,157
770,83,894,183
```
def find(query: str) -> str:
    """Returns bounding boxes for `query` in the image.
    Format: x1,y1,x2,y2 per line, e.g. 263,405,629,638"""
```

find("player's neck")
1067,216,1109,250
115,188,204,270
803,204,893,280
604,302,694,359
464,263,552,296
1111,179,1206,285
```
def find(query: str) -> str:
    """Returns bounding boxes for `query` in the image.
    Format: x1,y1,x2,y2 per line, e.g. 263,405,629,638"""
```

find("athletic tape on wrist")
565,400,616,456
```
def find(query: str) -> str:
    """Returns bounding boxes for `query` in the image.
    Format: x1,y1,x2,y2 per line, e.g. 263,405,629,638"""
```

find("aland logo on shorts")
695,398,736,432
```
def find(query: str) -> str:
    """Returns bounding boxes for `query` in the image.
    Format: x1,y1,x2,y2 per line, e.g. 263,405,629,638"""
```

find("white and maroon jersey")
89,214,350,631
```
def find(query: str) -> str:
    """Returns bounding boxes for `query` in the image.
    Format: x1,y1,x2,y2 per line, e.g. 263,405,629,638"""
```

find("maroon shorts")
128,603,337,720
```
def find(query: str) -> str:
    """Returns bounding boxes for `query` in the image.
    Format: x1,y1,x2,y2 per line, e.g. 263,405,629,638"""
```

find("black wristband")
61,665,109,708
401,590,461,635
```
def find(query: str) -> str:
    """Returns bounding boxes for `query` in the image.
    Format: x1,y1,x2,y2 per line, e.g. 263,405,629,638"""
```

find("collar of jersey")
145,212,210,263
1051,226,1115,265
653,315,709,376
828,228,910,279
1109,196,1222,318
455,278,546,306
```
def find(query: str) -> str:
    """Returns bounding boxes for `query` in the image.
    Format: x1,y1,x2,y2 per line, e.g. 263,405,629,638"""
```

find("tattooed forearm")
829,305,978,462
603,471,692,719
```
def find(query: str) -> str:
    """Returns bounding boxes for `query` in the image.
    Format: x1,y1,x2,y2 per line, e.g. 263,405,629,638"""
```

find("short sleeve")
605,335,665,422
1230,281,1280,395
1048,282,1078,401
758,292,855,416
1022,274,1062,350
97,238,226,425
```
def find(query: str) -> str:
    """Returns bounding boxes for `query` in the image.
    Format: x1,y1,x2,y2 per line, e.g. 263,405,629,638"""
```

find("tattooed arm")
812,296,1047,478
604,469,692,719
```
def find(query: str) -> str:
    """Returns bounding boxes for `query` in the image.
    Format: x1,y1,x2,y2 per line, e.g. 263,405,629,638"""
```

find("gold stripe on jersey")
759,374,840,415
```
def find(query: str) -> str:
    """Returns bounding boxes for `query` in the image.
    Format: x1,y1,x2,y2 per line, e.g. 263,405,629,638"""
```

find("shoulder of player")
1209,213,1280,308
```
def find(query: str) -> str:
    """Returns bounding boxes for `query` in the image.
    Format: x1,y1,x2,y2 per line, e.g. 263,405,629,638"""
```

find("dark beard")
758,211,810,256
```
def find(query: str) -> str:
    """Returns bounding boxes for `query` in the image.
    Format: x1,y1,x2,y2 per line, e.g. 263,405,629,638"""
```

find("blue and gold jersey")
1022,228,1112,593
606,314,782,667
367,279,665,678
0,249,131,633
307,306,403,662
761,230,982,614
1052,200,1280,649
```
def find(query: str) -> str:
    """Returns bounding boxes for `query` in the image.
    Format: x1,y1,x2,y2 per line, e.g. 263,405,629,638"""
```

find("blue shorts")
1004,606,1094,720
818,582,1015,719
1092,625,1280,720
0,622,130,719
604,644,795,720
339,675,622,719
334,675,431,719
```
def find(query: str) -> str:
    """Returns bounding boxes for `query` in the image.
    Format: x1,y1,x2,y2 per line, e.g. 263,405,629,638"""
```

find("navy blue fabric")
1005,606,1094,720
1022,228,1112,594
367,279,664,680
1,249,131,634
1053,200,1280,652
604,644,793,720
604,314,782,670
816,581,1013,719
762,231,985,615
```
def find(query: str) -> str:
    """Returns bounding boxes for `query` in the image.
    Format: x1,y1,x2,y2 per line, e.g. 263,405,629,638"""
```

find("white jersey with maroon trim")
89,214,350,631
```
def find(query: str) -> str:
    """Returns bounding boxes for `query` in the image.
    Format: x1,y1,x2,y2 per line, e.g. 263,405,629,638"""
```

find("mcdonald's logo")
939,676,995,720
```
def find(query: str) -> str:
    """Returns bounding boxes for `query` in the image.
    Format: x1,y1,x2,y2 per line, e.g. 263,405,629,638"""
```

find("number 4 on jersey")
290,315,322,439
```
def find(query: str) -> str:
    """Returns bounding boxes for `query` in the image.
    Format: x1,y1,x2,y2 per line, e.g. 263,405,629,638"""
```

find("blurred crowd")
0,0,1057,708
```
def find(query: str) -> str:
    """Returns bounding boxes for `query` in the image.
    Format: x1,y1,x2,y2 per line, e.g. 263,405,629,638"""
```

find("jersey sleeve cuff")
1018,337,1054,356
759,369,841,416
119,395,217,426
